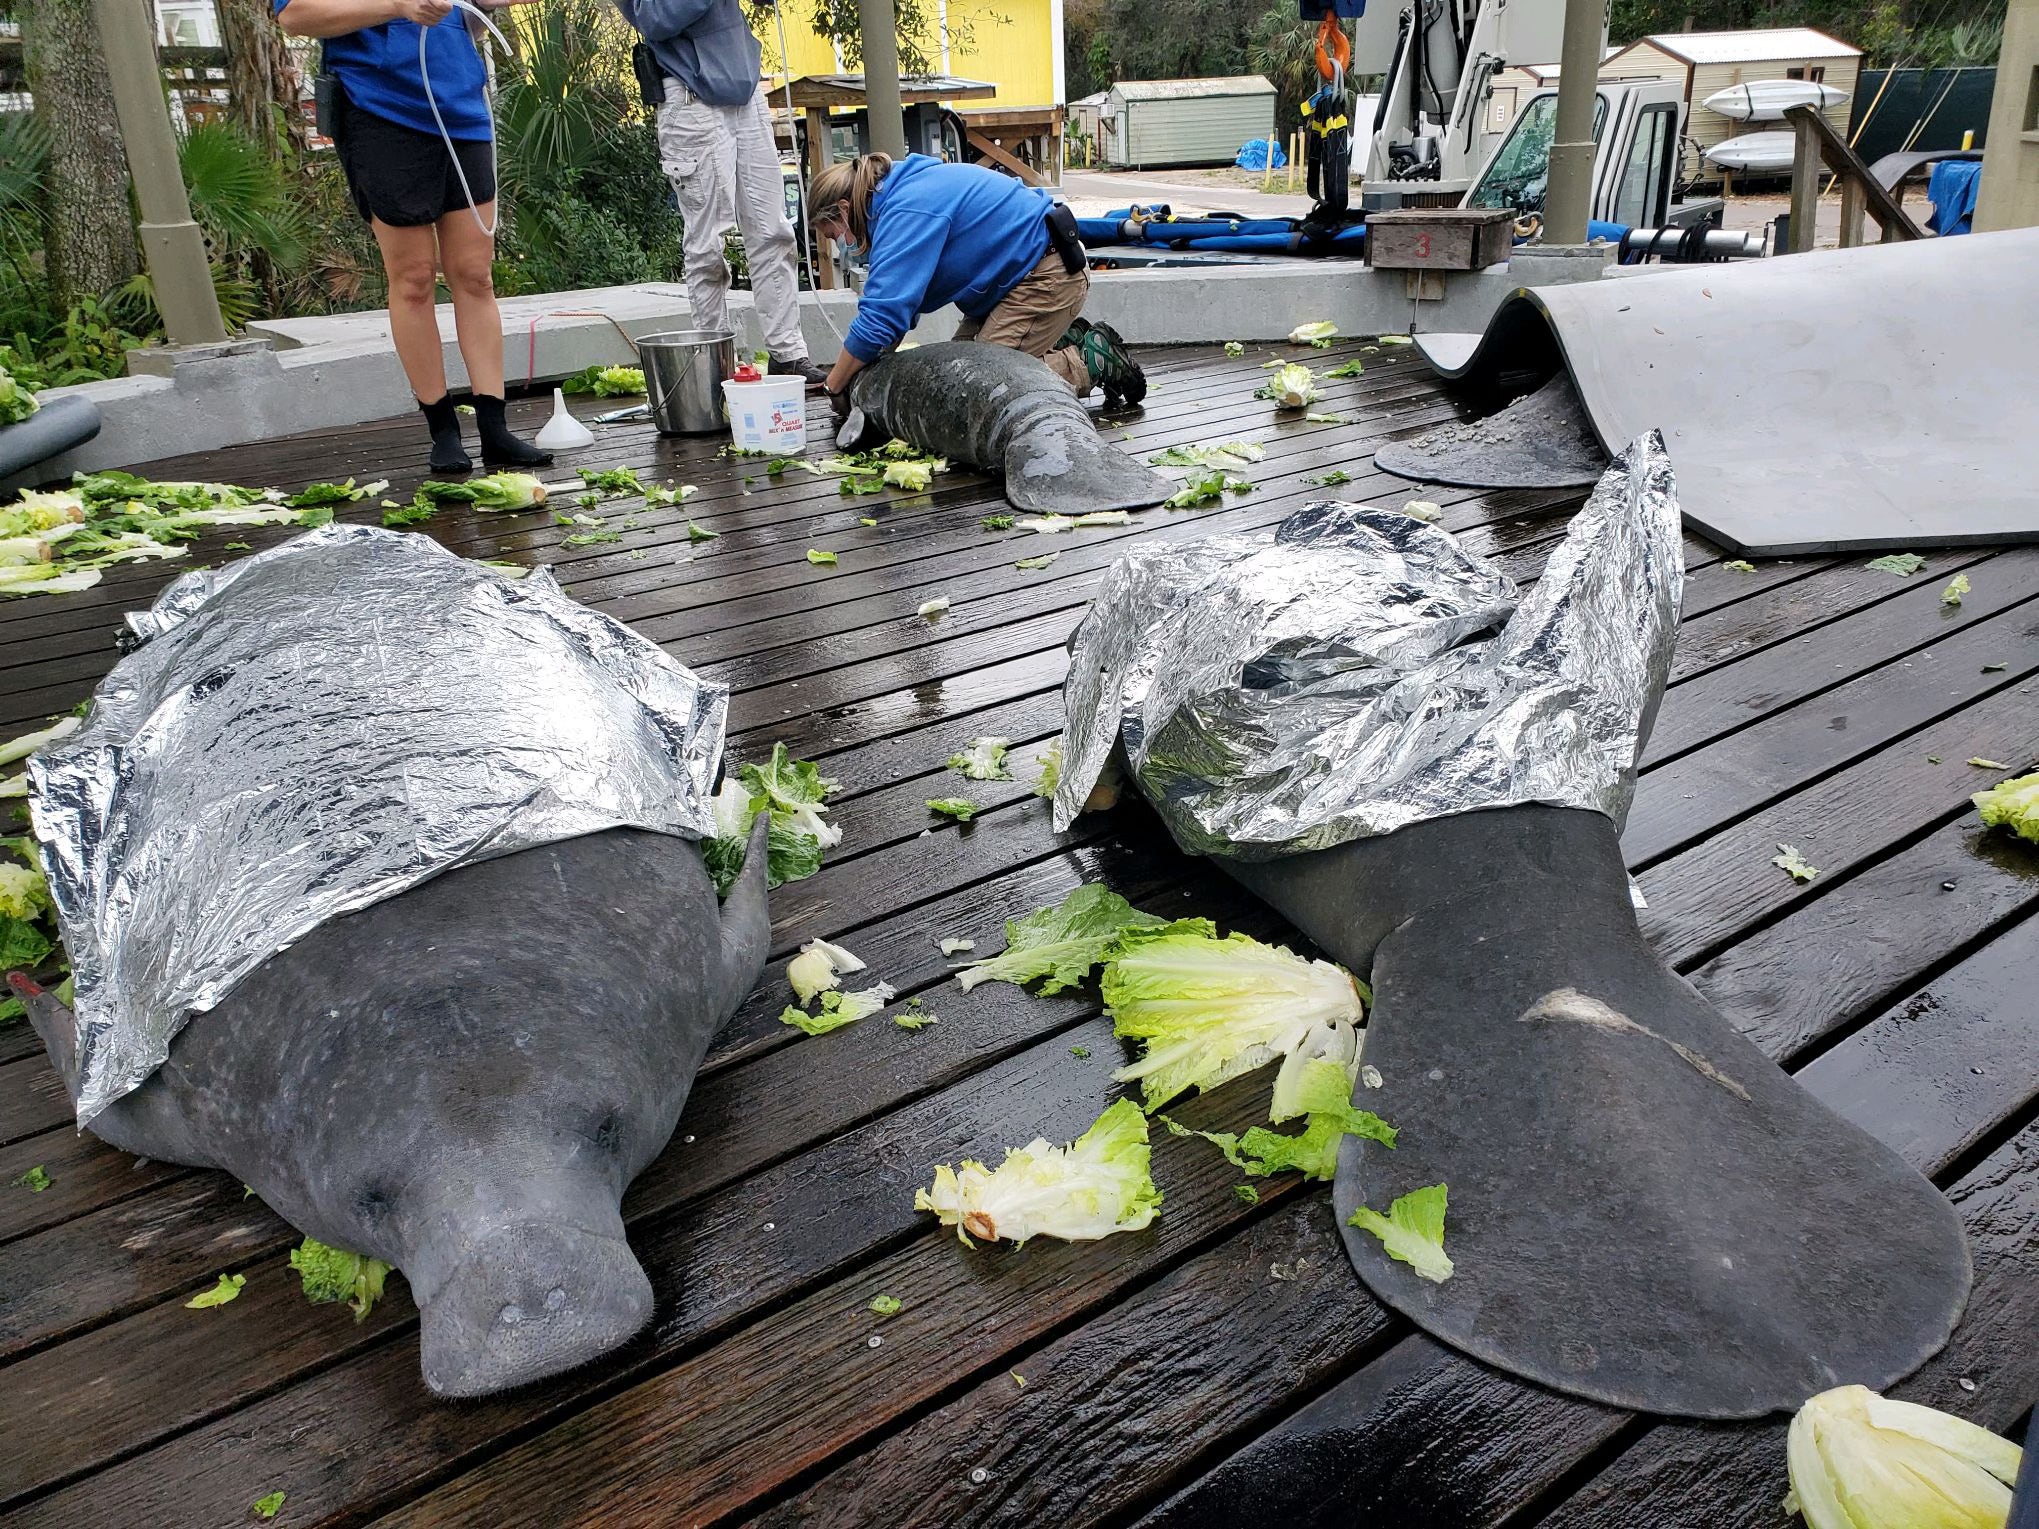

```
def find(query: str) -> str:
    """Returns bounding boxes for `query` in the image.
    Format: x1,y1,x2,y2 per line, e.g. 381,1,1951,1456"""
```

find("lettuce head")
1104,925,1366,1112
1973,771,2039,844
1785,1385,2020,1529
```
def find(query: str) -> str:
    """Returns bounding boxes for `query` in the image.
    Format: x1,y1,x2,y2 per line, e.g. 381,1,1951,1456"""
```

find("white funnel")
535,388,595,453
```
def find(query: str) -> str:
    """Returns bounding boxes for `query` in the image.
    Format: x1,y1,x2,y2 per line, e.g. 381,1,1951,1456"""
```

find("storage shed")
1602,28,1862,176
1101,75,1278,169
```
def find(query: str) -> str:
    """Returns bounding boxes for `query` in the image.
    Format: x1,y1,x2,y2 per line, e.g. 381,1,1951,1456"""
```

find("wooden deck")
0,340,2033,1528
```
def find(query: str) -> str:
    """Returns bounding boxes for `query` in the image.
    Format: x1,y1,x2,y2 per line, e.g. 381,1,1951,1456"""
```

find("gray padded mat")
1412,228,2039,555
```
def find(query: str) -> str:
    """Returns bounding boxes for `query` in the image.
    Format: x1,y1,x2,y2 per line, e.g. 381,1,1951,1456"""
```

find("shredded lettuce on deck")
1161,1059,1394,1182
780,982,895,1035
787,938,865,1005
1347,1183,1453,1282
702,745,841,895
915,1097,1162,1246
946,737,1012,781
290,1236,393,1320
1783,1385,2023,1529
1258,364,1319,408
953,884,1163,994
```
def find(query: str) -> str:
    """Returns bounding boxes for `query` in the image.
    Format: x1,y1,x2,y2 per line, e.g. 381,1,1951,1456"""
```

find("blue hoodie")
843,156,1057,362
610,0,762,108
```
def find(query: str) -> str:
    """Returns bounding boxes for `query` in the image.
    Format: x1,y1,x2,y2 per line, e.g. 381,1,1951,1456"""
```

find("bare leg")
371,216,449,400
436,202,548,465
437,204,506,396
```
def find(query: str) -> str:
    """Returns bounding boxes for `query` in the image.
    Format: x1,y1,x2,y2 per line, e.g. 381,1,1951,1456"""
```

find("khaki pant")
951,252,1092,392
655,81,806,360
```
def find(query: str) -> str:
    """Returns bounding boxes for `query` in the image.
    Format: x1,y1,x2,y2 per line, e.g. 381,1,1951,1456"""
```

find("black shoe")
418,394,471,474
1055,317,1093,352
472,393,552,468
772,354,831,388
1079,321,1147,407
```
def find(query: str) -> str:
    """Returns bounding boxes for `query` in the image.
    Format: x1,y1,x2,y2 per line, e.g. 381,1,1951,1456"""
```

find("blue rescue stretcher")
1076,207,1634,261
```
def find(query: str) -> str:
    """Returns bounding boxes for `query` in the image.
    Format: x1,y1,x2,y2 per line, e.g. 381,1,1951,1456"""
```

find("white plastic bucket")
720,376,807,454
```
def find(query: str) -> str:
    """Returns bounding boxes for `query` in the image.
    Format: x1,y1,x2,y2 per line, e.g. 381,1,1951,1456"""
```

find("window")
1809,65,1826,81
1612,104,1677,227
1786,66,1805,79
1467,92,1610,213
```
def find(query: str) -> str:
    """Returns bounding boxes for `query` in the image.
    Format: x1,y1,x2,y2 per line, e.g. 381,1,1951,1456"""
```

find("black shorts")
333,86,496,228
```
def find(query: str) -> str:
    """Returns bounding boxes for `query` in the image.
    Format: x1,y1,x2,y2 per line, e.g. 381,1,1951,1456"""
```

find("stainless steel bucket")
638,330,735,435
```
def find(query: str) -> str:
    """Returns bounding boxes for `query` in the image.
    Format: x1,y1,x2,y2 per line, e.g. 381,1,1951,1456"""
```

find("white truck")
1352,0,1725,232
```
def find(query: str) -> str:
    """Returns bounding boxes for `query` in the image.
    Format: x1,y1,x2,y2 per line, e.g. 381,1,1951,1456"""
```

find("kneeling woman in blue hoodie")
813,153,1147,409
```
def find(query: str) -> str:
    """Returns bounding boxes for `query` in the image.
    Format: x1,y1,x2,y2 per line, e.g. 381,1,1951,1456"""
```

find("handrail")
1785,102,1926,252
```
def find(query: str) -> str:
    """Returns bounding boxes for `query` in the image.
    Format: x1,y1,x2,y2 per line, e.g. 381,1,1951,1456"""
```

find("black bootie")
418,394,471,473
473,393,552,468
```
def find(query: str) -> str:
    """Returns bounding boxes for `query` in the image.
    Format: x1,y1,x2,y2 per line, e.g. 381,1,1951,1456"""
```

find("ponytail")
808,152,893,248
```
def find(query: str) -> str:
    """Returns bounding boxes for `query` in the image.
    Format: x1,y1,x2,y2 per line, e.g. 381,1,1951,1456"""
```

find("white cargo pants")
655,81,807,361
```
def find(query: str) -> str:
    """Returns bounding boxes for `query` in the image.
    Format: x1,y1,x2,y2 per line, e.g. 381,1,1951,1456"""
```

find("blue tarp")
1235,138,1288,171
1926,159,1981,237
1078,209,1367,255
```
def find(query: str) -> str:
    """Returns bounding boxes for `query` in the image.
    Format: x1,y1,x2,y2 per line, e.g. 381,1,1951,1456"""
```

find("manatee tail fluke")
1006,418,1174,517
714,812,774,1018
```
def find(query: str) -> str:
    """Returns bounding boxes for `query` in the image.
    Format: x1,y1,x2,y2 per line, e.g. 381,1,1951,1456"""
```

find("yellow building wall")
753,0,1060,108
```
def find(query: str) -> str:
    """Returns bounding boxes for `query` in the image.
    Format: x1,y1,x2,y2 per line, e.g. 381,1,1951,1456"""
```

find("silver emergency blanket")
1053,433,1681,857
31,525,727,1125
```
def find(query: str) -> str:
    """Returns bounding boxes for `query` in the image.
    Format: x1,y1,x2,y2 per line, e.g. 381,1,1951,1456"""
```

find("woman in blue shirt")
277,0,548,471
812,153,1147,410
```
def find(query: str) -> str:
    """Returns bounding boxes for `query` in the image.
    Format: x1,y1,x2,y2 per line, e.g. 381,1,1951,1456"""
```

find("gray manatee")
13,813,771,1398
839,341,1172,514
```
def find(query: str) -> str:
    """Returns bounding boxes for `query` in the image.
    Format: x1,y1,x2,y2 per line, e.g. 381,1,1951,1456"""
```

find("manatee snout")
419,1220,654,1398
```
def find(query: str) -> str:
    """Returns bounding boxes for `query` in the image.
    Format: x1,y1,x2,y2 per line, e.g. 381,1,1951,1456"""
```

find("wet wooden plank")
1623,610,2039,865
0,342,2029,1528
1642,548,2038,765
1636,676,2039,973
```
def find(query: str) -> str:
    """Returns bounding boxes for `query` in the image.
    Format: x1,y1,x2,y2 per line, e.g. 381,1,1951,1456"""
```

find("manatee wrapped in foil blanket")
1049,434,1972,1422
32,524,727,1126
1052,433,1681,852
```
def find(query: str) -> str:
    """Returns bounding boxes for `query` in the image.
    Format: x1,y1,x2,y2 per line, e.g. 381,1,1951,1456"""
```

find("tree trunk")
20,0,144,305
218,0,308,159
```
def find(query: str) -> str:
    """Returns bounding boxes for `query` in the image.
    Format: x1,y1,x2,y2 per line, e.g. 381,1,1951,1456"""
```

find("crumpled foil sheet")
1053,432,1682,858
31,525,727,1126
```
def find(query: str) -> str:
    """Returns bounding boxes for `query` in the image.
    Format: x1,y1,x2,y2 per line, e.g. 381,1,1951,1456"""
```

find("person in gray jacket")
612,0,826,384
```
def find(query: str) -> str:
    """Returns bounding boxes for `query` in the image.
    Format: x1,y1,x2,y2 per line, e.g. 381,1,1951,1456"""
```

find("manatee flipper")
714,812,773,1018
7,974,205,1164
1222,804,1971,1419
836,406,874,452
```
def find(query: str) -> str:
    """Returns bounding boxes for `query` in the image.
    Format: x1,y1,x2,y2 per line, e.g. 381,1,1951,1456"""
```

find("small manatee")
841,342,1171,515
14,813,772,1398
